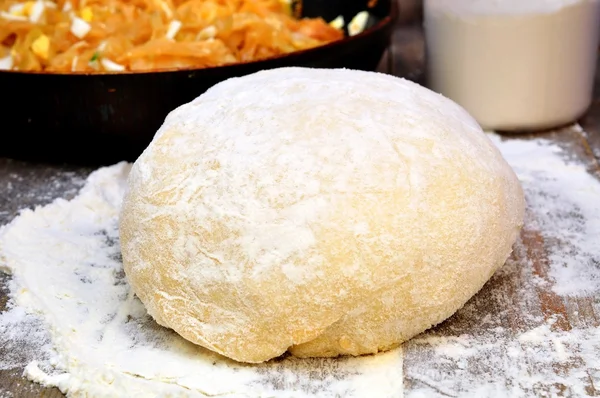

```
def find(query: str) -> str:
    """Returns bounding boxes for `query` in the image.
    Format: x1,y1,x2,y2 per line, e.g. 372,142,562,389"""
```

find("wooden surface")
2,19,600,398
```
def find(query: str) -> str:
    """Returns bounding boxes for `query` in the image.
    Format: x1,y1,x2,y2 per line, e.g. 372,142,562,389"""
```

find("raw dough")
119,67,525,364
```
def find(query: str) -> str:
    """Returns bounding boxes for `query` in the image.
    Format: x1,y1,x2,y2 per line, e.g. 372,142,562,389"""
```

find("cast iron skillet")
0,0,397,166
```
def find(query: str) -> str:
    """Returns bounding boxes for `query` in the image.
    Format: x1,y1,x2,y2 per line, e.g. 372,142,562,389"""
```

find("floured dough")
119,67,525,364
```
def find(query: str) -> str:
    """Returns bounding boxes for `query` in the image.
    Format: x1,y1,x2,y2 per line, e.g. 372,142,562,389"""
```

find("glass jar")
424,0,600,131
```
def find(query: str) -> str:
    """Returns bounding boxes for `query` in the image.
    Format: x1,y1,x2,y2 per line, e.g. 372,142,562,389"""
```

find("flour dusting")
491,134,600,296
405,316,600,397
403,128,600,397
0,126,599,397
0,162,403,398
0,303,54,371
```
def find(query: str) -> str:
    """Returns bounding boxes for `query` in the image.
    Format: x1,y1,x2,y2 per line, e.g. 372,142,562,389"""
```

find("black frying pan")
0,0,397,166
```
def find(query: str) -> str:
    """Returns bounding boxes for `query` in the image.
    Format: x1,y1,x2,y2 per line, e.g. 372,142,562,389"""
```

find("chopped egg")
22,1,34,15
329,15,344,30
62,1,72,12
0,54,13,70
196,25,216,40
8,3,25,15
80,6,93,22
1,11,27,20
101,58,125,71
70,16,91,39
6,0,45,22
348,11,369,36
28,0,46,23
31,34,50,60
166,19,182,40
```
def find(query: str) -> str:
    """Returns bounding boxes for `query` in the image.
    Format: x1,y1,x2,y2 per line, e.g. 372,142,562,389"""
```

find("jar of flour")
424,0,600,131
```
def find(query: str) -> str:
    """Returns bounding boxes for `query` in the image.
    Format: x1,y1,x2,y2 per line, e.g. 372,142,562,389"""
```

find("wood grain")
400,125,600,396
1,21,600,398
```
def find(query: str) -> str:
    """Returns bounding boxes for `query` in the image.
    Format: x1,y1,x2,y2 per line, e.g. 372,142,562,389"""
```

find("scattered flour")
490,134,600,296
404,128,600,397
0,304,55,371
405,318,600,397
0,125,599,397
0,162,403,398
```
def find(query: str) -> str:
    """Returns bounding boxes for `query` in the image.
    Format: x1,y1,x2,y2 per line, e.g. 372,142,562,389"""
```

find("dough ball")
119,67,525,364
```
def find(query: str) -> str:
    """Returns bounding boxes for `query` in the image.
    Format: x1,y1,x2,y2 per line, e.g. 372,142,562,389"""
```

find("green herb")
90,52,100,62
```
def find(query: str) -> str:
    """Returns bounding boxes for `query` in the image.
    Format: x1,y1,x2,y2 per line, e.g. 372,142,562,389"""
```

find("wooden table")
1,23,600,397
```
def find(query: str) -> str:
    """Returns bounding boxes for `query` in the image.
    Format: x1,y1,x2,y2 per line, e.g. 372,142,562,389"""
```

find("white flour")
491,132,600,296
404,129,600,397
406,320,600,397
0,162,403,397
1,126,599,397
